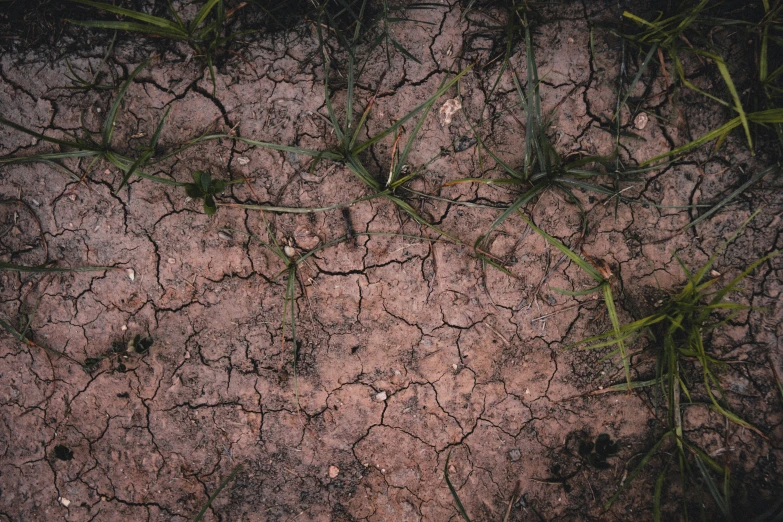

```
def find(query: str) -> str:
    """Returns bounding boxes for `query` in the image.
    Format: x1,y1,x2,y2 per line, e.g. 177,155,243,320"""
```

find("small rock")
633,112,649,130
710,269,721,277
236,156,250,165
509,449,521,462
439,97,462,125
167,258,176,264
328,465,340,478
125,268,135,281
121,325,127,331
294,226,320,250
283,245,296,258
59,497,71,507
375,391,387,402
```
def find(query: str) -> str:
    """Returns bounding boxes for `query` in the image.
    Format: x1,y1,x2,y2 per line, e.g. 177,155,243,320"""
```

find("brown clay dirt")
1,1,782,521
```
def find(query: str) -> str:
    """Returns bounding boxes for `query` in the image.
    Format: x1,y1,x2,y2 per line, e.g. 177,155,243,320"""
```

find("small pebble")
59,497,71,507
509,449,522,462
633,112,649,130
375,391,387,402
167,258,176,264
125,268,135,281
439,97,462,125
328,465,340,478
283,245,296,258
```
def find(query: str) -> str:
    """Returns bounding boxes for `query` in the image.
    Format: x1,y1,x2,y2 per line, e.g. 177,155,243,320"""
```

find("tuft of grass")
0,59,239,214
234,0,472,241
454,14,646,275
615,1,783,163
68,0,247,94
571,210,780,519
0,59,174,187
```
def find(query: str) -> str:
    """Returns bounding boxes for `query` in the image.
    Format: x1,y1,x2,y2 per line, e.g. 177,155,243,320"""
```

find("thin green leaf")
444,452,472,522
103,59,151,147
191,464,242,522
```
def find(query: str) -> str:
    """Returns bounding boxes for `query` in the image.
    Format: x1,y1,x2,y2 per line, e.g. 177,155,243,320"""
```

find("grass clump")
453,13,646,274
234,0,471,240
615,0,783,164
0,58,240,215
68,0,247,92
570,211,780,519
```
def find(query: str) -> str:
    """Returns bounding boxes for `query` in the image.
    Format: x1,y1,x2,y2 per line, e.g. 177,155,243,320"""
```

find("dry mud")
1,1,782,521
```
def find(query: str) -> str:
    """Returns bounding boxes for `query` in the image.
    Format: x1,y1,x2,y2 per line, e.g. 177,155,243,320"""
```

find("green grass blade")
0,117,93,150
191,464,242,522
478,186,542,244
444,452,472,522
605,431,672,509
188,0,221,35
591,378,661,394
551,282,605,296
233,137,341,160
603,283,631,389
70,0,184,31
103,58,151,147
0,150,100,164
614,44,658,123
518,213,604,282
71,20,185,39
115,148,154,192
641,117,740,166
694,455,733,521
354,65,473,154
694,49,753,152
149,106,170,150
684,164,776,230
706,250,780,313
221,192,387,213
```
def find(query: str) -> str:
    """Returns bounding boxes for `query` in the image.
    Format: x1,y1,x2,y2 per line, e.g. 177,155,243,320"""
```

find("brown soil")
1,1,782,521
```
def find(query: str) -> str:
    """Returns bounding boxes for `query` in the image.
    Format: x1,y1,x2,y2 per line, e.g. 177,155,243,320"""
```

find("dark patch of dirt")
1,1,782,521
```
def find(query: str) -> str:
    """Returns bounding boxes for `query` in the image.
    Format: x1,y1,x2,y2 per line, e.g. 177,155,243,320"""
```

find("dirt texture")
1,1,782,521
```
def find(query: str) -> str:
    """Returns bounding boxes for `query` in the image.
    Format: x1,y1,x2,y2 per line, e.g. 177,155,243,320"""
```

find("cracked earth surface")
1,1,782,521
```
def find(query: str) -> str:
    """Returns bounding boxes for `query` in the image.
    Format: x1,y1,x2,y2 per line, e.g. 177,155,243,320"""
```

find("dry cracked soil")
0,1,782,521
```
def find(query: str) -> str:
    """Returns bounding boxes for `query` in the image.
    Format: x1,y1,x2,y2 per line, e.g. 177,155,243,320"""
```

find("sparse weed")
0,59,237,214
234,0,471,241
615,0,783,163
568,211,780,518
456,14,647,275
68,0,248,93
